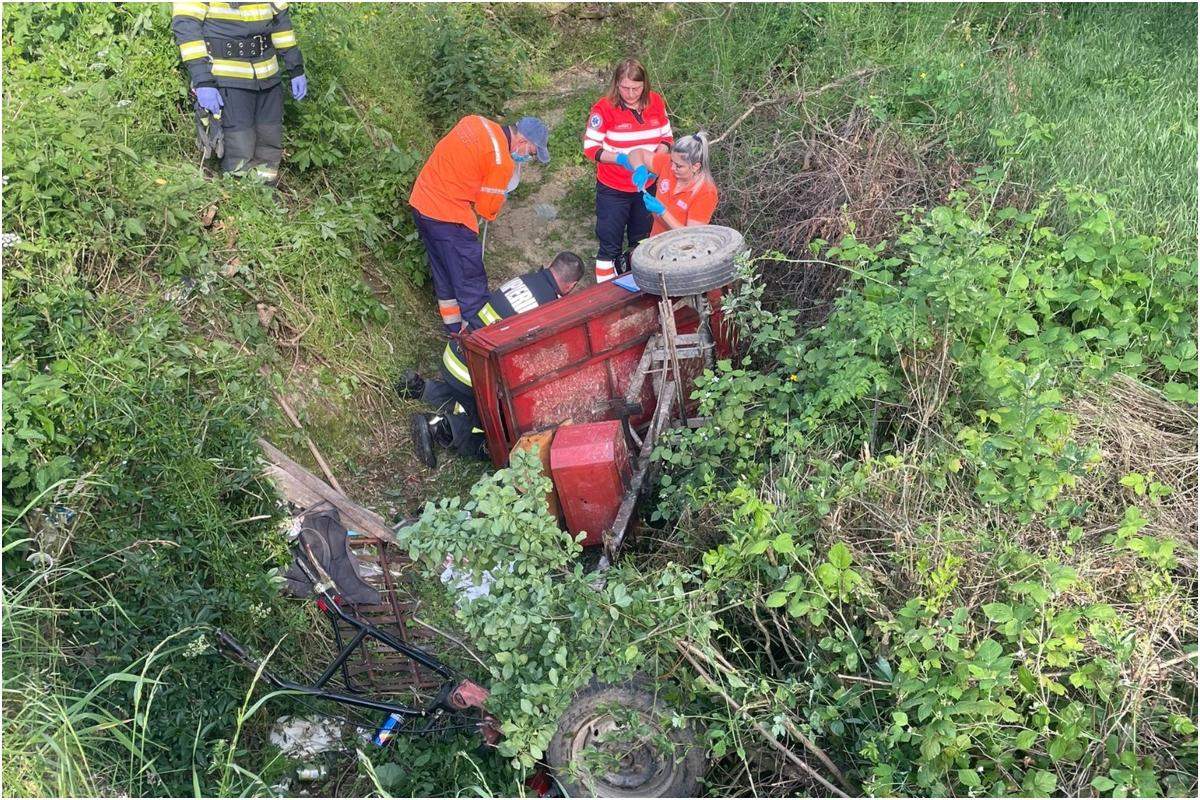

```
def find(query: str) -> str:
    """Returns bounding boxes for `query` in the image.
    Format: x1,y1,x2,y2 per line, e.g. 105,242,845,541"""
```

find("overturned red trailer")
462,225,743,551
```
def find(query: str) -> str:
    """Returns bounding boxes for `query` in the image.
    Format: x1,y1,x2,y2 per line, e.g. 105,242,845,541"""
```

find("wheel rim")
631,224,743,269
567,710,678,797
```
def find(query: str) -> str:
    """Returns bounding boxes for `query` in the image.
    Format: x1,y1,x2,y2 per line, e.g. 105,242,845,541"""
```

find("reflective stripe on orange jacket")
408,115,515,233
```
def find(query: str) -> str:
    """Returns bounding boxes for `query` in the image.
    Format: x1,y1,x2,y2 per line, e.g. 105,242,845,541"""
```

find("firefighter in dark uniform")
171,2,306,183
400,252,585,467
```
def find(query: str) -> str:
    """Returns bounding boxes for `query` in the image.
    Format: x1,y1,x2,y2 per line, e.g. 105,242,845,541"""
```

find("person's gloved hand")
643,192,666,215
195,86,223,115
615,153,633,171
291,74,307,100
632,165,655,190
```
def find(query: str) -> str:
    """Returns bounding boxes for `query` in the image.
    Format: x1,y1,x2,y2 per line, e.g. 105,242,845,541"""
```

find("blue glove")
615,153,633,171
643,192,666,215
195,86,223,115
632,165,655,190
291,74,307,100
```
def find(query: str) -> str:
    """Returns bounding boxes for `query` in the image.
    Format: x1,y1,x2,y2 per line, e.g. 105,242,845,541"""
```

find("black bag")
284,509,381,606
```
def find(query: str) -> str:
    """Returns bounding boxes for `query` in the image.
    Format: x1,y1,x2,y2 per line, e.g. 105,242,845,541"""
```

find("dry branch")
711,67,882,146
676,639,856,797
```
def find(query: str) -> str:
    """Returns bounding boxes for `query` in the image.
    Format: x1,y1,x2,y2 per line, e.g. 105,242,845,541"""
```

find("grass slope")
2,3,1194,797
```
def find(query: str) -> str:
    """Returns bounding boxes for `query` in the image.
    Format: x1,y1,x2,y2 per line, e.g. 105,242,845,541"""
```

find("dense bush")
398,449,695,772
0,264,314,795
645,179,1197,796
420,6,522,129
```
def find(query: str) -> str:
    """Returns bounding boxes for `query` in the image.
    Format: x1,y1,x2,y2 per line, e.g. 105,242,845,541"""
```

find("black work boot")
410,413,437,468
395,370,425,400
430,416,453,449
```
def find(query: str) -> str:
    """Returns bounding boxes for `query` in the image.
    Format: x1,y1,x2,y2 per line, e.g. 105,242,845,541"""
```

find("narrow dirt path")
485,67,600,286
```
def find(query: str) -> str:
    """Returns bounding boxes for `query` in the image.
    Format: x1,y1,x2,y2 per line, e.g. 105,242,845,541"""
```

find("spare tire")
631,225,746,296
547,680,705,797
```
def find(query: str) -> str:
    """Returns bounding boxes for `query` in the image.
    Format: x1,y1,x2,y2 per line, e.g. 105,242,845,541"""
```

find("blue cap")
515,116,550,164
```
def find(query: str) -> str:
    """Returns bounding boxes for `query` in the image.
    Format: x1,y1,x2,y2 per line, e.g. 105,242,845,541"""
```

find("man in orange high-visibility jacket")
409,115,550,333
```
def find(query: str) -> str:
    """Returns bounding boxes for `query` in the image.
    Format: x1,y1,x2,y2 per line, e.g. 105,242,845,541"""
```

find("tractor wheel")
631,225,746,296
547,680,705,797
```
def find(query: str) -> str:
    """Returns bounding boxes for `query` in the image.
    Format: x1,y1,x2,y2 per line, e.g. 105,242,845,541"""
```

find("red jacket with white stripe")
582,92,673,193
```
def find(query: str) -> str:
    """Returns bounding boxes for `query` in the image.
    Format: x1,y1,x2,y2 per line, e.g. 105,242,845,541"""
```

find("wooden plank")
263,464,325,509
258,438,396,543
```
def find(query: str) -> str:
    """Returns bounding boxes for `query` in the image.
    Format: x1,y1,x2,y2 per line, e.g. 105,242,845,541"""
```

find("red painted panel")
549,420,631,547
511,359,610,431
586,297,659,352
499,324,591,390
464,280,736,466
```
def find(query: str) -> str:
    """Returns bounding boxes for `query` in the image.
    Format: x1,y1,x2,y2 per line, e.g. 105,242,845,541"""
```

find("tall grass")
647,2,1197,255
819,3,1197,253
2,529,289,798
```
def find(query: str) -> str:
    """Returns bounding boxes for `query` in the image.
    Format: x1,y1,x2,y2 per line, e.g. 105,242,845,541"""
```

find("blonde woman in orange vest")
624,132,719,237
409,116,549,333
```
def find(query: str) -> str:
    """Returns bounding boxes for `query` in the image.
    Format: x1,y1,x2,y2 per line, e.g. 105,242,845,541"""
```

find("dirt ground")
485,66,601,286
483,155,596,287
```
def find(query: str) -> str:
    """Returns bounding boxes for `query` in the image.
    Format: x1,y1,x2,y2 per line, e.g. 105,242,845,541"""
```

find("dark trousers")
595,181,654,273
219,83,283,182
422,375,486,458
411,209,489,334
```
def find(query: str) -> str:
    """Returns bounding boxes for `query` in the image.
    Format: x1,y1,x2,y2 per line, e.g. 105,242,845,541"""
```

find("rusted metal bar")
599,379,678,570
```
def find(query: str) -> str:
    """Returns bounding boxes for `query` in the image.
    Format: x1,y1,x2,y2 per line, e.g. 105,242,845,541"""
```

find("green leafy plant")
421,7,520,129
397,449,700,771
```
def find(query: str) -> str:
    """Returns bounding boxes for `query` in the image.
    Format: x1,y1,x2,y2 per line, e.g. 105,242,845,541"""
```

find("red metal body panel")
549,421,631,547
464,280,733,467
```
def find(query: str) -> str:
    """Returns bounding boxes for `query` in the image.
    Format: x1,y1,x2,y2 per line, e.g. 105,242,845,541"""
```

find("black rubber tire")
547,680,705,797
631,225,746,296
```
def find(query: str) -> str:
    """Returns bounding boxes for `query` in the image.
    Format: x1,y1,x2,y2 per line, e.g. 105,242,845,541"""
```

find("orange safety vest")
409,116,516,233
648,151,718,237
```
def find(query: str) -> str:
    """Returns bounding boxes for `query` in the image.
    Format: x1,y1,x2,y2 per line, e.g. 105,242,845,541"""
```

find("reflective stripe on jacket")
171,1,304,91
409,116,516,233
583,92,673,193
442,268,562,391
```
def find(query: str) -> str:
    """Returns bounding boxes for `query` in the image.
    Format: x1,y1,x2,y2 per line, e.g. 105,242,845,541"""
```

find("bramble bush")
386,172,1196,796
643,176,1197,796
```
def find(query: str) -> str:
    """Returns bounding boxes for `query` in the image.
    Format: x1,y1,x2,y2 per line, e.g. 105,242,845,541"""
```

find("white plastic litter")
269,715,346,759
440,561,496,601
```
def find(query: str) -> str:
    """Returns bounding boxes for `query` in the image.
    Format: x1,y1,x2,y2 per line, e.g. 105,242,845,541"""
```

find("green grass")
3,3,1194,796
646,2,1197,255
819,3,1197,252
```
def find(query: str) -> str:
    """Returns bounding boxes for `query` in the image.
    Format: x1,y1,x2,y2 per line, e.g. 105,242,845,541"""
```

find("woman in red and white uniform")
582,58,673,282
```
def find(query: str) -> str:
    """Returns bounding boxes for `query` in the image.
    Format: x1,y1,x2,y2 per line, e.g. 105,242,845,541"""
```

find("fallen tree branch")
340,87,384,149
273,392,346,495
676,639,856,797
711,67,882,146
836,673,891,688
411,616,490,672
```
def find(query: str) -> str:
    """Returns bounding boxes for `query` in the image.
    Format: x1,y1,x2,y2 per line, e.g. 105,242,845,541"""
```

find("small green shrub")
398,449,698,773
421,7,520,129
